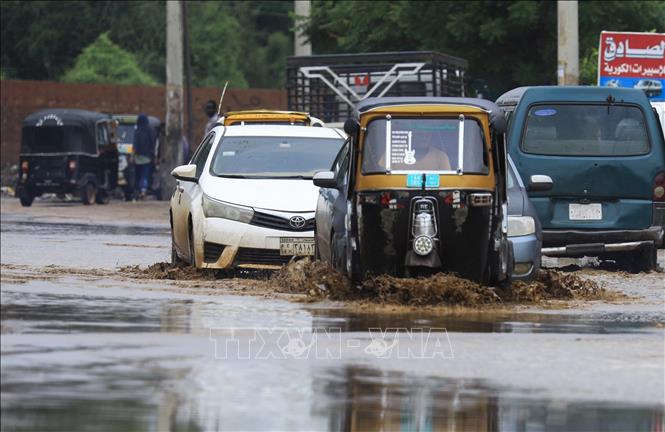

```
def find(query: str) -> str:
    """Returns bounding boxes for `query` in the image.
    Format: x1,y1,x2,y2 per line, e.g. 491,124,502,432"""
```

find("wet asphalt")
1,210,664,431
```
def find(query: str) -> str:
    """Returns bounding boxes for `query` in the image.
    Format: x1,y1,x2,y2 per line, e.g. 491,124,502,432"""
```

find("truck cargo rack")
286,51,468,123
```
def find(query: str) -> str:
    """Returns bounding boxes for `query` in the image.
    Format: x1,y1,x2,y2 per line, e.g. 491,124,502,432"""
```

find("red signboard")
598,31,665,80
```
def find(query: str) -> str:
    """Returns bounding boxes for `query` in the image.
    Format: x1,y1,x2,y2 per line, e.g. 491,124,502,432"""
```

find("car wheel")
95,189,110,204
81,183,96,205
171,232,185,267
19,194,34,207
188,223,197,268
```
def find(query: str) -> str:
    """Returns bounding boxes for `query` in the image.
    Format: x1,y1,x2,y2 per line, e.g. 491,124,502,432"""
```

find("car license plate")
569,203,602,220
279,238,315,256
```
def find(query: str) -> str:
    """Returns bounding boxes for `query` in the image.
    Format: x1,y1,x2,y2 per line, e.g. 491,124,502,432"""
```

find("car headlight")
507,216,535,237
202,195,254,223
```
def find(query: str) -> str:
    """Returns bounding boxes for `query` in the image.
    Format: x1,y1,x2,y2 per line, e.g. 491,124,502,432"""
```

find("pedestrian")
204,100,219,136
133,113,156,199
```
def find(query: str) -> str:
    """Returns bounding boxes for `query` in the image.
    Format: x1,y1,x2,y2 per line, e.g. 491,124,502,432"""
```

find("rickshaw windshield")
21,126,87,154
362,118,488,174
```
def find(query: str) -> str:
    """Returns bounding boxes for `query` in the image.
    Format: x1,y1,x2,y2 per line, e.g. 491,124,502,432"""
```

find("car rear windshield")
210,136,344,178
521,104,649,156
21,126,86,153
362,118,488,174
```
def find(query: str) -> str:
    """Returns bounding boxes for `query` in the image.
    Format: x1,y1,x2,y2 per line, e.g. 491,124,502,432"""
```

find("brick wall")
0,79,287,167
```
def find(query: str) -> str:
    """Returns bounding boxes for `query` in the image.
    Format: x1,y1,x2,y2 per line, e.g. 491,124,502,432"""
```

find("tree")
61,33,156,85
186,2,248,88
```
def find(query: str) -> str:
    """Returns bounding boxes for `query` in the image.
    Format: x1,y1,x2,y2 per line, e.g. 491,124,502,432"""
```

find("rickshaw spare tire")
95,189,110,204
81,183,96,205
19,194,34,207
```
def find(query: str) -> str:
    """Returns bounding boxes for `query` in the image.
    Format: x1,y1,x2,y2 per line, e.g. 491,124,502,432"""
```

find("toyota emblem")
289,216,306,229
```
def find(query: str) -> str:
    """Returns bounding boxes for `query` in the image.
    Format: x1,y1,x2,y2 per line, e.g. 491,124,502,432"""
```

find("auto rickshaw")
17,109,118,206
113,114,164,201
313,97,513,285
222,110,324,127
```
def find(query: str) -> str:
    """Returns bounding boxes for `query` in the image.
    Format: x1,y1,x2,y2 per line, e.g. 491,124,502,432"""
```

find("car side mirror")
171,164,198,182
344,119,359,136
528,174,553,192
313,171,338,188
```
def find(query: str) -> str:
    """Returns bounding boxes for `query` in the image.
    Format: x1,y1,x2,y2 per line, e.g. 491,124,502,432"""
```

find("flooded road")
1,200,664,431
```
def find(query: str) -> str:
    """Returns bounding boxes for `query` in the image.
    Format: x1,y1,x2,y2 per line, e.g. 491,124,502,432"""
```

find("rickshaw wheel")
95,190,110,205
19,195,34,207
81,183,96,205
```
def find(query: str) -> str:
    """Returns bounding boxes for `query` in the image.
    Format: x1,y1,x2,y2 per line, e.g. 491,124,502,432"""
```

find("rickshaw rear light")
21,161,29,173
654,172,665,202
68,160,77,171
469,193,493,207
413,235,434,256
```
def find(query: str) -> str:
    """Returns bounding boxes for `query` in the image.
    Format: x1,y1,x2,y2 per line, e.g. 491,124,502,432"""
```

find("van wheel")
20,195,34,207
81,183,96,205
95,189,110,204
617,244,657,273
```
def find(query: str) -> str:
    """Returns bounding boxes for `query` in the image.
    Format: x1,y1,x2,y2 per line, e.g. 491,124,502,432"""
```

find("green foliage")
0,0,294,89
2,0,664,92
579,47,599,86
186,2,247,88
61,33,156,85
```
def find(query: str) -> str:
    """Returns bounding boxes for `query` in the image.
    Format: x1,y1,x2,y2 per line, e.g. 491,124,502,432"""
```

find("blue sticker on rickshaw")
406,174,440,188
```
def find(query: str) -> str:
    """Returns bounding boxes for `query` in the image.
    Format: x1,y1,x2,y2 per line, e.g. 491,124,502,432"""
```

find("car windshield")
210,136,344,178
362,118,488,174
522,104,649,156
117,124,135,144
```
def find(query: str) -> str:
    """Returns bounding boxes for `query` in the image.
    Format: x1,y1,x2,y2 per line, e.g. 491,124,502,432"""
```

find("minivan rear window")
521,104,649,156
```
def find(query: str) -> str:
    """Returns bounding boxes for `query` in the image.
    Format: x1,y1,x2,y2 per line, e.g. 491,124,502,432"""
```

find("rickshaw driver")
363,126,452,172
411,129,452,171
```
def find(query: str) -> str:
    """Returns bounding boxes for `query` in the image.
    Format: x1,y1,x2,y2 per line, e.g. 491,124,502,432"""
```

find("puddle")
1,355,662,432
1,220,168,236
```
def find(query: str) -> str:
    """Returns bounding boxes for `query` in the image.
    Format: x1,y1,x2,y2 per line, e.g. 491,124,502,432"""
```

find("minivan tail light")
654,172,665,202
21,161,29,173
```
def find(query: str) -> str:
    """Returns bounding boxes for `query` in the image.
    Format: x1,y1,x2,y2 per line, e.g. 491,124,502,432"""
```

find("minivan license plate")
569,203,602,220
280,238,315,256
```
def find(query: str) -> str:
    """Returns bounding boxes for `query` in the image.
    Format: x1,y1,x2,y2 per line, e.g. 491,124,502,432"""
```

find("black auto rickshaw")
17,109,119,206
313,97,513,285
113,114,164,201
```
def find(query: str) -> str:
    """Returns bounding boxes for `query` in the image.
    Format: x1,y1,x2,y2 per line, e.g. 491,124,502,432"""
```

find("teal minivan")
497,86,665,272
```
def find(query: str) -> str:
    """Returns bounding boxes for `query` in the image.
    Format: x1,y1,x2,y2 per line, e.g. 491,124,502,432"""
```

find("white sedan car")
170,124,346,269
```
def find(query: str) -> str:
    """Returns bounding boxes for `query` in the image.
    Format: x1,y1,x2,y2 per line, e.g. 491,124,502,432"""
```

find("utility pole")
183,0,193,152
557,0,579,85
162,0,184,198
294,0,312,56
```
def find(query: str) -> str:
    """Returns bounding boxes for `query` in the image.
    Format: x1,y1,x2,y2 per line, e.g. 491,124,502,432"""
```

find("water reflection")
309,308,660,334
313,366,664,432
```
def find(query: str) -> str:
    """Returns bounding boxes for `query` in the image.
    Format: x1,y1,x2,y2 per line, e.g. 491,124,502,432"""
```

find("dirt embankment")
270,259,621,307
